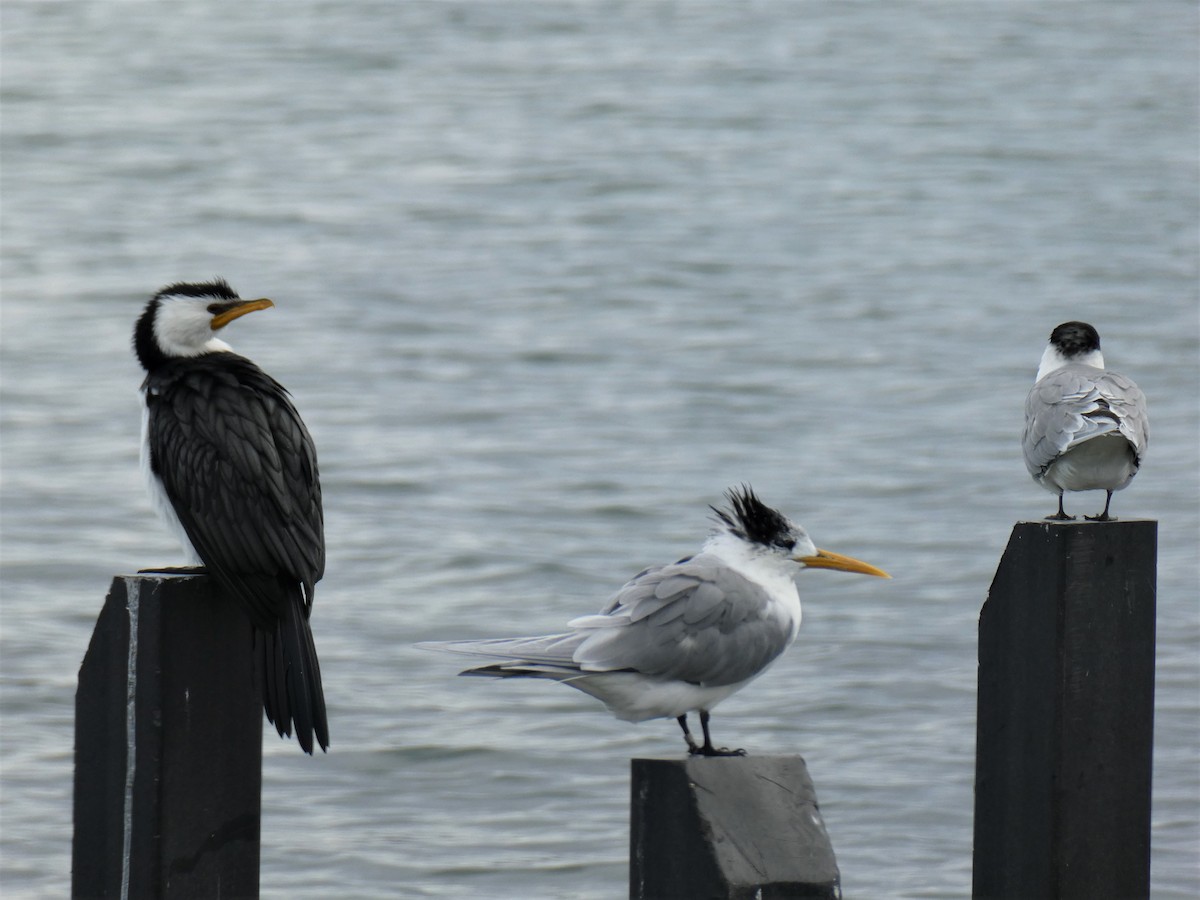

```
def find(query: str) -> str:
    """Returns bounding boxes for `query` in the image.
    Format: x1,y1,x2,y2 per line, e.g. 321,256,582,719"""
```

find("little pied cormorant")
134,279,329,753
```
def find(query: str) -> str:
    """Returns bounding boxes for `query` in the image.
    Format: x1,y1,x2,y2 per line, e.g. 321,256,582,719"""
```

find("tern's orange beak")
210,297,274,330
796,549,891,578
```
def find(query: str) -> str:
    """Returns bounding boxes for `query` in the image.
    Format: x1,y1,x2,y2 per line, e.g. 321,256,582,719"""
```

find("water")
2,2,1197,897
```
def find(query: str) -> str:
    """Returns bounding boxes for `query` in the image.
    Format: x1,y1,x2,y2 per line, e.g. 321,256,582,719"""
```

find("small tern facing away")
419,486,889,756
1022,321,1149,522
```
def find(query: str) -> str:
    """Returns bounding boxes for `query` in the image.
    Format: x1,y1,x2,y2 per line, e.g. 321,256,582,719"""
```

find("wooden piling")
630,755,840,900
72,573,262,899
972,519,1156,900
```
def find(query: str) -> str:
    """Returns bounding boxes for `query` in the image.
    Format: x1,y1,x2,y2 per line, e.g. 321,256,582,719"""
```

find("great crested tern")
420,486,889,756
134,279,329,753
1022,321,1149,522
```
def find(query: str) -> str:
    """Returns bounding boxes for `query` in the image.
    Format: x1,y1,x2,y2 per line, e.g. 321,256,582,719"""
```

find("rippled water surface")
2,3,1197,897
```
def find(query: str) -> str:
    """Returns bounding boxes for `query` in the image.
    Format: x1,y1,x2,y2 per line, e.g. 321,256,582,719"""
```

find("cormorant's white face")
146,286,274,360
152,293,232,358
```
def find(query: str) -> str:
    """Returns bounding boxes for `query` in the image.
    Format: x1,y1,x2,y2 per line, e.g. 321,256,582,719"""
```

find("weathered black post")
73,573,262,899
973,519,1156,900
630,755,840,900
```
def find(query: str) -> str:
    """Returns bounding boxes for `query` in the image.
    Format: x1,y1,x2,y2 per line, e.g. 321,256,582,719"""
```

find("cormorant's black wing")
145,352,324,627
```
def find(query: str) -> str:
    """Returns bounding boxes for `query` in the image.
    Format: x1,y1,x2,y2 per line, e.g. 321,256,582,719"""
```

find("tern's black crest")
1049,322,1101,359
712,486,795,550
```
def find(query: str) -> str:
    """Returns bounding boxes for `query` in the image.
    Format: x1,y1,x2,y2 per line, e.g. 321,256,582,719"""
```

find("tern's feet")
1044,512,1075,521
689,744,747,758
1084,513,1116,522
681,734,745,757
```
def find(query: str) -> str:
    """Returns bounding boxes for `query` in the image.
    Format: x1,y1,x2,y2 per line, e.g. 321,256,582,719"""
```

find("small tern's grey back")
1022,321,1148,521
1023,364,1148,486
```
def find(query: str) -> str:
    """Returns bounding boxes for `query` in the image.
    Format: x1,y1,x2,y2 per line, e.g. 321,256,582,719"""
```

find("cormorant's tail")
257,591,329,754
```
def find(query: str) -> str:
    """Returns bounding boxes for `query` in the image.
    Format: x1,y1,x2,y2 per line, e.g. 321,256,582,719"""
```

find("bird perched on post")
419,486,889,756
1022,321,1149,522
133,279,329,753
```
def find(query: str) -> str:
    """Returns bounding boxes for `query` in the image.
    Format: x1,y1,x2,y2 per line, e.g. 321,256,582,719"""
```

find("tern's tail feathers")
459,661,587,681
417,633,584,667
1065,410,1126,450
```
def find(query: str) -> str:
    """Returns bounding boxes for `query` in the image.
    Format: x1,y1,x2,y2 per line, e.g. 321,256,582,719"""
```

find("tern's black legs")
1046,491,1118,523
677,715,700,753
1085,490,1117,522
699,711,746,757
1045,493,1075,521
677,711,746,757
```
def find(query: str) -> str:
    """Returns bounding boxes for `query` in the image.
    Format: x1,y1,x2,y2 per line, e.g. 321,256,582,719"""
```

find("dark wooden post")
73,573,262,899
973,520,1156,900
630,755,840,900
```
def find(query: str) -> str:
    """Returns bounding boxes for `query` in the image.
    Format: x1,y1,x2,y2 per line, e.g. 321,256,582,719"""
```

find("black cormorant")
134,279,328,753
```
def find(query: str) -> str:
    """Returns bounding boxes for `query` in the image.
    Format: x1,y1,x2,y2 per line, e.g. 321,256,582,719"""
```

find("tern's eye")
776,538,796,551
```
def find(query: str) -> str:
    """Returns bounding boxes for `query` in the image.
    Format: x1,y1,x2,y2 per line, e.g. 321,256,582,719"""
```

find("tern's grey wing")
1103,370,1149,455
1022,365,1149,477
568,554,792,687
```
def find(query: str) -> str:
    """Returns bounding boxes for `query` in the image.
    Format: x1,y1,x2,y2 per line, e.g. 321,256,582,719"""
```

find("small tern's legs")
1085,490,1116,522
684,710,745,758
677,714,702,754
1045,493,1075,521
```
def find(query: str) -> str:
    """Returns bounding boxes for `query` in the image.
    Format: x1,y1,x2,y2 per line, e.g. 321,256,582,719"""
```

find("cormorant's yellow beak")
210,298,274,330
